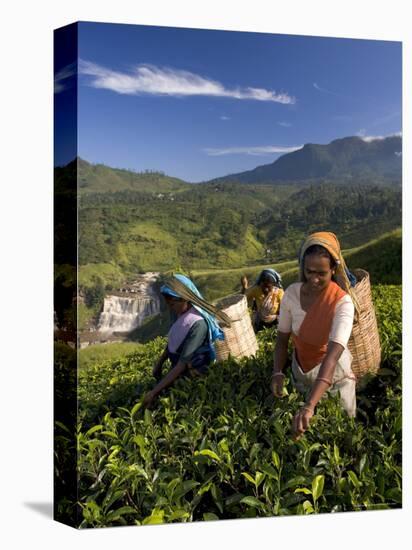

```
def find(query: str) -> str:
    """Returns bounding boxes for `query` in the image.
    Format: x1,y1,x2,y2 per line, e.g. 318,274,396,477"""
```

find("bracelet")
316,376,333,386
301,404,315,414
271,372,285,378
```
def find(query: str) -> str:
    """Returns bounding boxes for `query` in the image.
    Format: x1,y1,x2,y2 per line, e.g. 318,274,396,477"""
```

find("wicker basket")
213,294,258,361
348,269,381,381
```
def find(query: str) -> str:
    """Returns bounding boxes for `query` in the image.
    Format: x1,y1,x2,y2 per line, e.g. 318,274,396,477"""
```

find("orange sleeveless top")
292,281,346,373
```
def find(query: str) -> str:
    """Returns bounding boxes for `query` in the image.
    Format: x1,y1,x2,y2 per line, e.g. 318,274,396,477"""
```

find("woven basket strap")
165,277,232,327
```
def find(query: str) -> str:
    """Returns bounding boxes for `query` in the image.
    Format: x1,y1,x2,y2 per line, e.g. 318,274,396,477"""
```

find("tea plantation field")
55,285,401,527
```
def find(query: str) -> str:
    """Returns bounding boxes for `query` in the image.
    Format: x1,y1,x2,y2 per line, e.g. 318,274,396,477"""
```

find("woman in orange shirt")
271,232,359,440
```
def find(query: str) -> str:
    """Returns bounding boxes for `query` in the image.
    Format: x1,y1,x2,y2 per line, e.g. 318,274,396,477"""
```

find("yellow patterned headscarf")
298,231,360,315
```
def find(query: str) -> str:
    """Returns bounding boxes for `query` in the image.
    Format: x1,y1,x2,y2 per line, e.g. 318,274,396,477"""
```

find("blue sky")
55,22,402,182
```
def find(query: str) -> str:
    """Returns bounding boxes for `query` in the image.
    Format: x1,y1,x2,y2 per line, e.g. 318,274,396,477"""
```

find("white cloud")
79,59,295,104
360,135,385,142
278,121,292,127
203,144,303,156
54,62,76,94
220,116,230,121
358,131,402,142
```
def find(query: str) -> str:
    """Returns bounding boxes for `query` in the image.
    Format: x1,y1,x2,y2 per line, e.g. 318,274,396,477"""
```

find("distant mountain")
210,135,402,184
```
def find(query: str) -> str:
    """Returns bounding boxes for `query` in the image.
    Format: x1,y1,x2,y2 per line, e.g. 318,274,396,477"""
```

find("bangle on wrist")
302,404,315,413
316,376,332,386
271,372,285,378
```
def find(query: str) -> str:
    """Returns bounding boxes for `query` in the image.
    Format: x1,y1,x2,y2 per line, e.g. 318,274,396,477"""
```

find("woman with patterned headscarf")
271,232,359,439
142,274,230,408
241,269,284,332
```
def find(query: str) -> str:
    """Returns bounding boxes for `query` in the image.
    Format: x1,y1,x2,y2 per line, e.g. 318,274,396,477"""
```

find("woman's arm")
292,341,344,439
145,321,208,407
144,360,187,407
152,345,169,379
150,360,187,396
240,275,248,293
271,330,291,397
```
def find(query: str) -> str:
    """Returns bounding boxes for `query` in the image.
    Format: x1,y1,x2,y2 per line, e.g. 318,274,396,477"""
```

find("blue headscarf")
345,267,357,288
256,269,283,288
160,274,224,360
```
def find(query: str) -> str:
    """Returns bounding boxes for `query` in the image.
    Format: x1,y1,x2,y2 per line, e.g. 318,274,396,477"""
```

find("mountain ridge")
59,134,402,192
208,135,402,185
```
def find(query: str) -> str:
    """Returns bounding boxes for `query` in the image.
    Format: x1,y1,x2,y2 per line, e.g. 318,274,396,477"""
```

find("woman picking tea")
241,269,284,332
271,232,359,440
142,274,230,408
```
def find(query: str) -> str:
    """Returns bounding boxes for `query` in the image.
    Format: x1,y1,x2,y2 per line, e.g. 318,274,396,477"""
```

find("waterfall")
98,272,161,334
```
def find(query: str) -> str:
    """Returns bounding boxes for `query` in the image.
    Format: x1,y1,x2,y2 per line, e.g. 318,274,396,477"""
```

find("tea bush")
55,285,401,527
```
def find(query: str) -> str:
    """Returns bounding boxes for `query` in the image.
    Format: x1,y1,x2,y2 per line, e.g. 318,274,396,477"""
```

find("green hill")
126,229,401,343
77,157,192,195
53,156,402,302
192,229,401,302
77,178,401,290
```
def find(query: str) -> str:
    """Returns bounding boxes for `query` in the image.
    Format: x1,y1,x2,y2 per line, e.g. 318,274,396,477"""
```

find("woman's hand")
240,275,248,290
292,405,315,440
152,360,163,381
271,373,285,398
142,390,157,409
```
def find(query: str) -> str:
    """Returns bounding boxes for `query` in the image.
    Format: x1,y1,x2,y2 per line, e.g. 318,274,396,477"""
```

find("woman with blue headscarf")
142,274,231,408
241,269,284,333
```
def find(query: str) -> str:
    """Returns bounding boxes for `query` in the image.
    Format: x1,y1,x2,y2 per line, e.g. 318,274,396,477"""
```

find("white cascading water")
98,272,161,334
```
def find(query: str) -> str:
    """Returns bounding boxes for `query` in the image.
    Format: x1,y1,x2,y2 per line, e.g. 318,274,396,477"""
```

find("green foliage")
54,285,402,527
79,342,143,370
84,283,106,309
72,155,401,280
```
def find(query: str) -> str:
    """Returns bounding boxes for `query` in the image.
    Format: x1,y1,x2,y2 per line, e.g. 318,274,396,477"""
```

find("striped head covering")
160,274,231,359
298,231,360,315
256,268,283,288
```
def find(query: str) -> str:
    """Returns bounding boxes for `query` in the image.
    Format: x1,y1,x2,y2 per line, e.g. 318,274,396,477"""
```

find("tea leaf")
240,496,264,509
142,508,165,525
86,425,103,437
312,475,325,502
272,451,281,470
347,470,362,489
131,401,143,417
242,472,256,485
195,449,221,462
203,513,219,521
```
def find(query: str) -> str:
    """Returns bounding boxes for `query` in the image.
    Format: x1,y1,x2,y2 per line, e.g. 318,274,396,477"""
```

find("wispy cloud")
79,59,296,104
278,121,292,127
313,82,342,97
220,115,231,121
313,82,332,94
204,144,303,156
54,62,76,93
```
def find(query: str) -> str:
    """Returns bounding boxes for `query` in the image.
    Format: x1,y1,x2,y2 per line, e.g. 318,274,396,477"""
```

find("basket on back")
348,268,381,381
213,294,258,361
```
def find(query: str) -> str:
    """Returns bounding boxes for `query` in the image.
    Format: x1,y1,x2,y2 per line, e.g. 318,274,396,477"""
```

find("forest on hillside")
77,181,401,277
